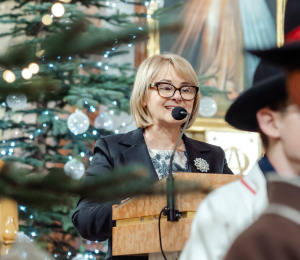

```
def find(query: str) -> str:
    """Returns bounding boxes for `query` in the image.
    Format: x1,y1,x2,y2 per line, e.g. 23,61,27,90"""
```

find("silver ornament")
16,232,31,243
94,112,113,131
67,109,90,135
6,94,27,109
64,158,85,179
157,0,164,8
72,254,85,260
199,96,218,117
2,240,54,260
73,253,96,260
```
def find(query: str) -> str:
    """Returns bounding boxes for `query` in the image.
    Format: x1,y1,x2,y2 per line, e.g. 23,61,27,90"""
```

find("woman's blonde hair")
130,53,200,129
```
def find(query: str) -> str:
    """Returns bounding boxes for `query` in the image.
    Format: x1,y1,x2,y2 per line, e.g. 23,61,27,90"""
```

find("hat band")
285,25,300,44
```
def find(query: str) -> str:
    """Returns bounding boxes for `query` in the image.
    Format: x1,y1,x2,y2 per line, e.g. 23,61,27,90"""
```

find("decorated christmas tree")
0,0,174,259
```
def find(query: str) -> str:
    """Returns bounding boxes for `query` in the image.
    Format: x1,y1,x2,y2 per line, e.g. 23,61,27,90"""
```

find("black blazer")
72,128,233,259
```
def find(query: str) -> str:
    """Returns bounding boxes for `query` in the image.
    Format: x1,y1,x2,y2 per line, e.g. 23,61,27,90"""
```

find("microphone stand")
165,112,191,222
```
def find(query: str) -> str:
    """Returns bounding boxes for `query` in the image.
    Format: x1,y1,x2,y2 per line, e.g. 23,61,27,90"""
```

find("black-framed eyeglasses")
150,82,199,101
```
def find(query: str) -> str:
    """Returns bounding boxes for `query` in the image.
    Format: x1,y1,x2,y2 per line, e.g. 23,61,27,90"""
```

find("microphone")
171,107,189,120
165,107,191,222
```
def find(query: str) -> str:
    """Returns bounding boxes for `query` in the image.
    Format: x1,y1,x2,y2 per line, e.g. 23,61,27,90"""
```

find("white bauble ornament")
2,240,54,260
16,232,31,243
67,109,90,135
157,0,164,8
64,158,85,179
73,253,96,260
72,254,85,260
6,94,27,109
94,112,113,131
199,96,218,117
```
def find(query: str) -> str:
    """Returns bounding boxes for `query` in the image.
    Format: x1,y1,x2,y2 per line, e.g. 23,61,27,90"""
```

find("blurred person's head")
241,0,300,175
225,60,287,135
130,53,200,131
225,61,300,175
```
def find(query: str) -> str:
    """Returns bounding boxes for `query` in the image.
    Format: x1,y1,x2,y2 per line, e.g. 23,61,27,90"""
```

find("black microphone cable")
159,205,168,260
159,107,191,260
167,107,191,221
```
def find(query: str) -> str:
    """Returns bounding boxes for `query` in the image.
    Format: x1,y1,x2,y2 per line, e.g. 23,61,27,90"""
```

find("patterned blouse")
147,148,190,179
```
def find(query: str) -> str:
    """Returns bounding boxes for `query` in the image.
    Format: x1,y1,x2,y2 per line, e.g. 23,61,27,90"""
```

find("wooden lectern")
112,172,242,259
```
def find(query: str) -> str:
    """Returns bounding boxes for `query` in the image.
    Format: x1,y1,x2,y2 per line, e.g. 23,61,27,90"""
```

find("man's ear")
256,107,281,139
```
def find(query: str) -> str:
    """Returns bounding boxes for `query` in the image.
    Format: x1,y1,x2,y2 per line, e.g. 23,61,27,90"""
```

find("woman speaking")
72,53,233,260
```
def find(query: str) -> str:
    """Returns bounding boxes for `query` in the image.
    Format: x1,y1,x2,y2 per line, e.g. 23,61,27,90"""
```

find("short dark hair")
257,98,290,150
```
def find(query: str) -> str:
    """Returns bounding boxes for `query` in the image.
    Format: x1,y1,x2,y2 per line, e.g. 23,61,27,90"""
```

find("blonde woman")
72,53,233,260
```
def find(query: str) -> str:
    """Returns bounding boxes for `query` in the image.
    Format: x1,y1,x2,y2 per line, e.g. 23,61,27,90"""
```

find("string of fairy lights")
0,0,141,181
0,1,166,259
2,0,65,82
17,204,105,259
3,63,39,83
2,0,160,83
1,0,116,83
1,0,217,173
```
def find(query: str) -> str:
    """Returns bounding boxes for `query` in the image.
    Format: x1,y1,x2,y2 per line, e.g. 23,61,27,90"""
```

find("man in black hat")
180,59,295,260
181,0,300,258
223,0,300,258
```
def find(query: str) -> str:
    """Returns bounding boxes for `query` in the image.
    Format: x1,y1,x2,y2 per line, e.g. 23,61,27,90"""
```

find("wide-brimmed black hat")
225,61,287,132
250,0,300,69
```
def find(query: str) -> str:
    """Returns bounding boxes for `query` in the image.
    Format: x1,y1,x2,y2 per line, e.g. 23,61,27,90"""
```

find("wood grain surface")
113,218,193,256
112,172,241,256
113,172,242,220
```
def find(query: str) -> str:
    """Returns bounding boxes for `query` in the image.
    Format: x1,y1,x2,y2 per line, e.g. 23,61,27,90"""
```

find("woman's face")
146,65,195,128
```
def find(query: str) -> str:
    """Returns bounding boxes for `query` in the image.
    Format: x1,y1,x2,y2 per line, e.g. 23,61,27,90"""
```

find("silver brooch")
194,158,209,172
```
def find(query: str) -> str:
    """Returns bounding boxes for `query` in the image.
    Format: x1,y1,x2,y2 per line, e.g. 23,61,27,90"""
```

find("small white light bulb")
3,70,16,83
51,3,65,17
28,63,40,74
21,68,33,80
42,14,53,25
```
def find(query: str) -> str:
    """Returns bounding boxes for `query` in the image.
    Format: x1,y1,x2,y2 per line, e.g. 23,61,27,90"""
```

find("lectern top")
113,172,241,220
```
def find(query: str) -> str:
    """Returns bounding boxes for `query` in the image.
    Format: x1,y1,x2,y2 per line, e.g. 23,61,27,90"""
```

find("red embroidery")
241,179,256,195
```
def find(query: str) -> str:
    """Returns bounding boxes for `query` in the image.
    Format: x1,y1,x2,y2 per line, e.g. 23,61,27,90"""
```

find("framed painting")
158,0,277,117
